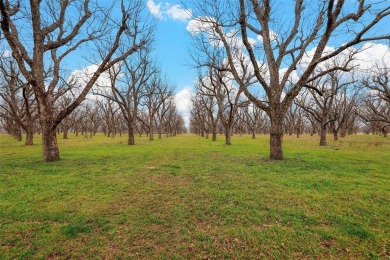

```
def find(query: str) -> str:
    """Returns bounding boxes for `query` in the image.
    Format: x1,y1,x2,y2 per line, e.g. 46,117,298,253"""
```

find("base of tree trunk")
270,133,283,160
42,130,60,162
25,132,34,145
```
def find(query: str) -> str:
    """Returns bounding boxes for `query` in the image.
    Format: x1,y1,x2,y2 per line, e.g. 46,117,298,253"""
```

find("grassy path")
1,133,389,258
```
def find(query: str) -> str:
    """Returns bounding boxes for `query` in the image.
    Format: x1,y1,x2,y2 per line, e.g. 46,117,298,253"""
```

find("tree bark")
333,130,338,141
63,129,68,139
269,113,284,160
319,124,327,146
212,132,217,141
149,119,154,141
128,126,135,145
25,129,34,145
225,128,231,145
42,123,60,162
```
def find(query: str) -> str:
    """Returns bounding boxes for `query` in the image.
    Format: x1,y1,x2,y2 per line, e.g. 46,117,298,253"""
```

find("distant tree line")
0,53,187,144
189,63,390,146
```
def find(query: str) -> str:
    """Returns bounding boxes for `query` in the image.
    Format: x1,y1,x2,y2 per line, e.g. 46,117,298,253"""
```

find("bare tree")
141,75,173,141
0,0,153,161
95,51,156,145
359,65,390,136
0,55,37,144
189,0,390,159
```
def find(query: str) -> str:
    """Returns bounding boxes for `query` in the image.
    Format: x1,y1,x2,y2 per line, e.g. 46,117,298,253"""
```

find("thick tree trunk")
42,126,60,162
212,132,217,141
128,126,135,145
24,123,34,145
269,113,284,160
25,129,34,145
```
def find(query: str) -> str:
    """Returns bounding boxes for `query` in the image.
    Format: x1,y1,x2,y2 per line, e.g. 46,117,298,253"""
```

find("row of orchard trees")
187,0,390,159
0,52,187,144
0,0,185,162
190,63,390,146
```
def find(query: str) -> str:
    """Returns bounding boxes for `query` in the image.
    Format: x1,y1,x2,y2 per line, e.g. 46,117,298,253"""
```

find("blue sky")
147,0,390,126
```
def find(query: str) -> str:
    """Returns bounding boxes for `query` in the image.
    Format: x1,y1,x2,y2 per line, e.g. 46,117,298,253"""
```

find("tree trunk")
128,125,135,145
252,131,256,139
63,128,68,139
25,129,33,145
149,120,154,141
14,127,22,141
382,127,388,138
333,130,338,141
42,125,60,162
24,123,34,145
225,128,231,145
212,132,217,141
319,124,327,146
269,113,284,160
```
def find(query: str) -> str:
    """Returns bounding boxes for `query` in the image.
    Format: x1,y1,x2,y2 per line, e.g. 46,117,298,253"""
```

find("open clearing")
0,134,389,259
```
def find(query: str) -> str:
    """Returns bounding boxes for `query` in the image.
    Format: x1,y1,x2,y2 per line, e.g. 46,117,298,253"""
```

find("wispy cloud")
147,0,191,22
174,86,193,127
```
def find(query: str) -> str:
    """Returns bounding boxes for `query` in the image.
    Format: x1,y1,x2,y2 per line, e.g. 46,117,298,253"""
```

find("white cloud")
147,1,191,22
352,43,390,73
174,86,193,127
0,49,12,58
166,4,192,22
147,0,163,19
186,16,216,35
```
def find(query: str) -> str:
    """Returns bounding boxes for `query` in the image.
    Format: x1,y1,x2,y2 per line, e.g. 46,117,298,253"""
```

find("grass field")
0,133,389,259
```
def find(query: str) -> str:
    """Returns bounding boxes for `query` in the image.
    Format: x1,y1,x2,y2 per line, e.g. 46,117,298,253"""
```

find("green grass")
0,133,389,259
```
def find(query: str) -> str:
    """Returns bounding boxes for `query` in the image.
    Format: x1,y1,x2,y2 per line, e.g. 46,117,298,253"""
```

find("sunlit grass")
1,133,389,258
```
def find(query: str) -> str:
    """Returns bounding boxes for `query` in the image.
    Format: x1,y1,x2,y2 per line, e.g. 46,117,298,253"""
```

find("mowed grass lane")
0,133,389,259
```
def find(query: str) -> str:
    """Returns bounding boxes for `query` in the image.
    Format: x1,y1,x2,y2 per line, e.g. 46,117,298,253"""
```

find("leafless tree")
189,0,390,159
0,0,153,161
95,51,156,145
141,75,173,141
0,55,37,144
